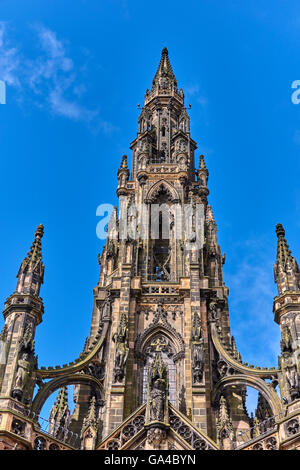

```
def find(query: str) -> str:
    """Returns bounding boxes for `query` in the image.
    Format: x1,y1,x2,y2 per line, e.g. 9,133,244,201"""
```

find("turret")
274,223,300,295
117,155,129,193
49,387,71,439
131,48,197,177
151,47,178,94
216,396,234,450
273,224,300,405
0,225,45,410
81,396,99,450
16,224,44,297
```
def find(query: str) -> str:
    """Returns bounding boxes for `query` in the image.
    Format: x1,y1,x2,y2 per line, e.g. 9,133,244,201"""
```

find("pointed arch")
32,374,105,416
212,375,282,416
145,179,180,204
134,322,185,363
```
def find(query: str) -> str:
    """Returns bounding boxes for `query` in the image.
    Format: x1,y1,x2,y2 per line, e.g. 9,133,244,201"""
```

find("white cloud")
0,22,20,87
225,236,281,368
185,83,200,96
26,25,97,122
185,83,207,107
0,23,114,129
49,86,97,121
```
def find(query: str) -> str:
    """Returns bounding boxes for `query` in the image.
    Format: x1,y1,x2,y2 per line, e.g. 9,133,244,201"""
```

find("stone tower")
1,48,300,451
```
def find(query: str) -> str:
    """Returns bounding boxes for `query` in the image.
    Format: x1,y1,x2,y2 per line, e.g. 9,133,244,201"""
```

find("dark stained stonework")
0,48,300,450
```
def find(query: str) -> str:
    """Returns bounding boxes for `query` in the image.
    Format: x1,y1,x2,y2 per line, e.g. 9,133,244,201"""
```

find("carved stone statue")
0,324,8,366
281,325,293,353
191,312,204,383
11,323,35,402
102,297,111,320
208,301,218,321
149,377,166,422
14,353,30,393
113,312,129,382
286,364,300,399
281,351,300,401
146,427,167,450
147,341,168,424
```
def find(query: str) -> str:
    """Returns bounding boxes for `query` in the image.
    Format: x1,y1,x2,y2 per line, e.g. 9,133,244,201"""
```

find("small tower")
81,396,99,450
197,155,209,205
49,387,70,439
216,395,234,450
273,224,300,406
117,155,129,195
274,223,300,296
0,225,45,411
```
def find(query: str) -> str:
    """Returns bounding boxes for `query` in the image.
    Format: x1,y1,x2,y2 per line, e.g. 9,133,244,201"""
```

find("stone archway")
145,179,180,204
212,374,282,416
32,373,105,416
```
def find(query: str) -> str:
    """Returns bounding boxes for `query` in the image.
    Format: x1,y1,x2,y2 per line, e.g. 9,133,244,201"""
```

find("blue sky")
1,0,300,417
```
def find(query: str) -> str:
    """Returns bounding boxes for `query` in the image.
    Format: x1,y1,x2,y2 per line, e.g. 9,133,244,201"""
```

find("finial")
152,47,177,93
199,154,206,169
120,155,128,169
276,223,285,238
35,224,44,239
274,222,300,296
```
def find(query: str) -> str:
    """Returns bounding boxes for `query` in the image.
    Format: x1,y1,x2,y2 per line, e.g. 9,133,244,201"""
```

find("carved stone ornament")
146,340,169,425
113,312,129,383
11,322,35,402
286,418,299,436
146,427,167,450
191,312,204,384
11,418,26,437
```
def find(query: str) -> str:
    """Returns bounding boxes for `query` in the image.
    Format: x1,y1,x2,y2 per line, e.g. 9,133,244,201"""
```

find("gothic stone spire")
274,223,300,295
216,395,234,450
151,47,178,93
16,224,45,297
49,386,71,438
81,396,98,433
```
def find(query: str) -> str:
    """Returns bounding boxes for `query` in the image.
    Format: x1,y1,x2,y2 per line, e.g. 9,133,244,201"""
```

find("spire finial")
276,223,285,238
199,154,206,169
274,223,300,295
152,47,177,93
35,224,44,239
49,387,70,437
120,155,128,169
16,223,45,295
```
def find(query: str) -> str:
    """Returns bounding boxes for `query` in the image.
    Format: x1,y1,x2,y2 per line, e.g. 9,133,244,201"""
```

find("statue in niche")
179,140,186,151
102,297,111,320
149,377,166,422
0,324,8,365
208,301,218,321
199,174,206,187
281,325,293,353
113,312,129,382
12,323,35,402
281,351,300,401
191,312,204,383
147,338,168,423
178,156,187,171
141,139,149,152
13,353,31,399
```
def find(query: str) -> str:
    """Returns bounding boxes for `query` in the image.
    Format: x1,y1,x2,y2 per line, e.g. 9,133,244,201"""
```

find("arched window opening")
141,334,177,405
